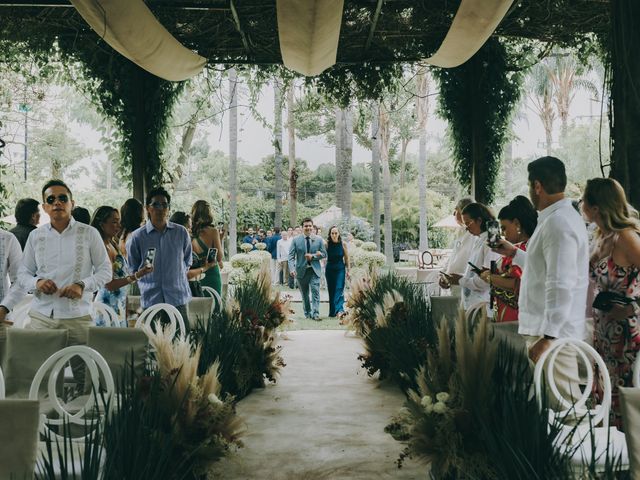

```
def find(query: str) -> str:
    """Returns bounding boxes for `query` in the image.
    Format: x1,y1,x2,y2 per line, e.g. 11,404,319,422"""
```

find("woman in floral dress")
582,178,640,429
91,206,152,326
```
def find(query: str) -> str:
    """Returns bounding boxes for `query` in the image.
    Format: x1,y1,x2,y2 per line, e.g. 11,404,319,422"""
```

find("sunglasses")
149,201,169,209
45,194,69,205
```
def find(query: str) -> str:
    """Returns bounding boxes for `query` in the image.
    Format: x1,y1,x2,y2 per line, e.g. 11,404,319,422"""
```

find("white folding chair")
633,354,640,388
0,365,5,399
29,346,114,443
201,286,223,314
534,338,629,473
135,303,186,339
92,301,120,327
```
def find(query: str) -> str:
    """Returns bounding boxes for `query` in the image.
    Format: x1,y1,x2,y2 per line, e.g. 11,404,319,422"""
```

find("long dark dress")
325,241,347,317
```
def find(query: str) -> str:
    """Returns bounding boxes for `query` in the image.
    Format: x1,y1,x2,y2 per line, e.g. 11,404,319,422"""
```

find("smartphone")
487,220,501,248
207,247,218,263
144,248,156,266
467,261,482,275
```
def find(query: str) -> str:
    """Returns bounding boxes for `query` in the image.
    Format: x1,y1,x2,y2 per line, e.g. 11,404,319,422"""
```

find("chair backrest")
29,345,114,442
534,338,611,429
0,399,40,479
633,354,640,388
201,286,223,314
135,303,186,338
419,251,434,269
92,301,120,327
0,365,4,399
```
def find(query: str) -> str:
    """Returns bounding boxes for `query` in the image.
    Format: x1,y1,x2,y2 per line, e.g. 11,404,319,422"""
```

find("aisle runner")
209,330,425,479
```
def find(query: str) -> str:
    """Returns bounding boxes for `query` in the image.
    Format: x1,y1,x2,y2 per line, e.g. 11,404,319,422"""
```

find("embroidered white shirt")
458,231,501,311
513,198,589,339
446,229,476,276
18,219,112,319
0,229,24,310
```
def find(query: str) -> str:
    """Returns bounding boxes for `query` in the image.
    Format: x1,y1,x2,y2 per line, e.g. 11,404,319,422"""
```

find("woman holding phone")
191,200,224,295
479,196,537,322
443,203,501,313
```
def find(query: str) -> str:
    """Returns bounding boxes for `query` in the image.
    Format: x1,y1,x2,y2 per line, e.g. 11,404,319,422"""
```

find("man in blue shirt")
266,227,281,285
127,186,192,327
242,228,257,250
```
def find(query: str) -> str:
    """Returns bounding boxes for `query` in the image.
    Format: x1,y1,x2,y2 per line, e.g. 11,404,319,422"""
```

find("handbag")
592,269,639,311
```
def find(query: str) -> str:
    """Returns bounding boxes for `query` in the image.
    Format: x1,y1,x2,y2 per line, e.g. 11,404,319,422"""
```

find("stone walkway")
209,330,426,480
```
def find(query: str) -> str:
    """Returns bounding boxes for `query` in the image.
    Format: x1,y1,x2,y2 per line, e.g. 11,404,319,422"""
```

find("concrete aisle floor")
209,330,427,480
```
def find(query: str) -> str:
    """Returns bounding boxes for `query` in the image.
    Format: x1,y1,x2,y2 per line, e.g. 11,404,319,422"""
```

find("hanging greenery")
432,38,526,204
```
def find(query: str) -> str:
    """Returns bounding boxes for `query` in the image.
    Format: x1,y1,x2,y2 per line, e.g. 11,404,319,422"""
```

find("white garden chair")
534,338,628,473
92,301,120,327
29,345,114,443
135,303,186,339
201,286,223,314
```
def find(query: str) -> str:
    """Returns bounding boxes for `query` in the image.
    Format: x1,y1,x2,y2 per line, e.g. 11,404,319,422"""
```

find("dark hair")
90,206,118,237
14,198,39,226
498,195,538,238
120,198,144,238
301,217,313,226
461,203,495,232
327,225,342,245
71,206,91,225
42,179,72,200
169,211,190,228
527,156,567,194
146,186,171,206
273,227,281,234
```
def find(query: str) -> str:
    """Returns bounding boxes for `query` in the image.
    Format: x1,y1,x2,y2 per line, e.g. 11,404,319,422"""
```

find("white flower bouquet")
361,241,378,252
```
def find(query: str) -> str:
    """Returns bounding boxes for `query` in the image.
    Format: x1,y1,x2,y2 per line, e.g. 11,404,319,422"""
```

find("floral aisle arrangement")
350,243,386,280
346,272,436,392
385,311,583,480
192,266,293,400
229,252,267,284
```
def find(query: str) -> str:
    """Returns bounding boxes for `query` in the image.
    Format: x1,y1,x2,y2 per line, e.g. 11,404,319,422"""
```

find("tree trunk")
341,107,353,220
131,67,148,202
371,103,381,250
416,69,430,251
273,80,283,228
334,107,343,210
287,84,297,227
172,118,197,192
399,138,409,189
609,0,640,208
379,104,394,267
228,68,239,257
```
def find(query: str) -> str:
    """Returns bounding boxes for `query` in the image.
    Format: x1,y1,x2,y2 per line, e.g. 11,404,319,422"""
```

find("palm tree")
379,102,394,266
273,79,283,228
528,61,555,155
228,68,239,256
415,67,430,251
339,107,353,219
370,102,381,250
287,83,298,227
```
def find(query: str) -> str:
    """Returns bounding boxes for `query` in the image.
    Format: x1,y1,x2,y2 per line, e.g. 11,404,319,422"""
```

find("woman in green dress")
191,200,224,294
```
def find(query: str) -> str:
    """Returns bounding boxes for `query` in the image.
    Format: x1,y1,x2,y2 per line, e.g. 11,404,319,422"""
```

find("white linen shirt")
0,229,24,310
513,198,589,339
18,219,112,319
458,231,501,310
277,238,292,261
446,229,476,276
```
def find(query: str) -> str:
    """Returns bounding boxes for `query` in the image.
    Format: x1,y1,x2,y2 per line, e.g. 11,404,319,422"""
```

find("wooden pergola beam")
229,0,251,56
363,0,384,53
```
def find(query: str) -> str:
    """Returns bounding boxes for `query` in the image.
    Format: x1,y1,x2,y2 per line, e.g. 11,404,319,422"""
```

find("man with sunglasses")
17,180,112,373
127,186,192,327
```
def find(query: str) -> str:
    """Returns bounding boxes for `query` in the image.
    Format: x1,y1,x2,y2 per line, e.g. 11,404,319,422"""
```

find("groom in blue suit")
288,217,327,320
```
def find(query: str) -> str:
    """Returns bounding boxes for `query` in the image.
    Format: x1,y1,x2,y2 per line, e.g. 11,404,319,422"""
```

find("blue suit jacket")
288,234,327,278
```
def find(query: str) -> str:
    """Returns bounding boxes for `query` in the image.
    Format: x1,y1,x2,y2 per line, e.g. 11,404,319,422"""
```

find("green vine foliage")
433,37,524,204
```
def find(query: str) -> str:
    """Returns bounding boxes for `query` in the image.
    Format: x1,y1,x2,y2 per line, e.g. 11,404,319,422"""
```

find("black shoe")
312,315,321,321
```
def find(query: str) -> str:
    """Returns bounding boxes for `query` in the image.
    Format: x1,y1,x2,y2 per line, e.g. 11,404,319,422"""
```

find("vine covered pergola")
1,0,638,205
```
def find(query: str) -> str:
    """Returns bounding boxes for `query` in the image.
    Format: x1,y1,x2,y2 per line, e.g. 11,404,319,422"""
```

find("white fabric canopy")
70,0,206,81
277,0,344,76
426,0,514,68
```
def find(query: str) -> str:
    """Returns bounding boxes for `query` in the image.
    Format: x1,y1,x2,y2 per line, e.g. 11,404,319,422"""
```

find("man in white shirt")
495,157,588,400
440,197,475,296
0,230,25,334
276,231,292,287
17,180,112,366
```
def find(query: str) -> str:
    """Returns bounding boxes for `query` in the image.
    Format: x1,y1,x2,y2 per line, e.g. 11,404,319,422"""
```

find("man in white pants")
276,231,291,287
495,156,588,404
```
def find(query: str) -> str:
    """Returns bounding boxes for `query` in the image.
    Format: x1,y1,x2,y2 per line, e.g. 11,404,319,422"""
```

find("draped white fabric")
70,0,206,81
426,0,514,68
276,0,344,77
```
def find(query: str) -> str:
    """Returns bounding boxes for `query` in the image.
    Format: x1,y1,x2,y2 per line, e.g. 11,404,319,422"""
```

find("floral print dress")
95,250,129,327
592,254,640,429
